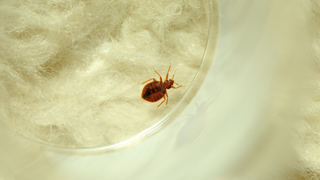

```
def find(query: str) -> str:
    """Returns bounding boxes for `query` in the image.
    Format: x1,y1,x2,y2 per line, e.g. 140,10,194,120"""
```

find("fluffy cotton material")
0,0,212,147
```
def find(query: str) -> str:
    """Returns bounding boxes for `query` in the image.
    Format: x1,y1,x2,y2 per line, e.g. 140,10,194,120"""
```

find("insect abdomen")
142,82,165,102
149,91,164,102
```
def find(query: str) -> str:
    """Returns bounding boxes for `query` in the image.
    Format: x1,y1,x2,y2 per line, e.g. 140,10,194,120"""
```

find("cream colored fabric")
0,0,211,147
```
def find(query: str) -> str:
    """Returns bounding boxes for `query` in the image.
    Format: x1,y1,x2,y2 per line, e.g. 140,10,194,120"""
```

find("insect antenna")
171,63,182,80
166,63,171,80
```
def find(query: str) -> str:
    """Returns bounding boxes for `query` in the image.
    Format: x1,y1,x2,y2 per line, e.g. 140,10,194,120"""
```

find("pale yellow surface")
1,1,318,180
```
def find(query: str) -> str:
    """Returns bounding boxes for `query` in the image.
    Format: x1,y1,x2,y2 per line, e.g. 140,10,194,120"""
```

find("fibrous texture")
0,0,213,147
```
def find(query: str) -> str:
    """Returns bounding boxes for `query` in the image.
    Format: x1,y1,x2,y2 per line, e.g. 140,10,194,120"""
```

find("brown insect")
141,64,182,110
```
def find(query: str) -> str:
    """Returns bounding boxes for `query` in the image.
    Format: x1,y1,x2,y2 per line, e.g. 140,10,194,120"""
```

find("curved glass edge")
0,0,218,154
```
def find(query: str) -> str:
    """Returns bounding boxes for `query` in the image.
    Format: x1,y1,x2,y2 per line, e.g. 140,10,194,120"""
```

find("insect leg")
153,67,163,82
165,92,169,107
171,85,183,89
157,96,166,110
141,78,156,85
166,63,171,80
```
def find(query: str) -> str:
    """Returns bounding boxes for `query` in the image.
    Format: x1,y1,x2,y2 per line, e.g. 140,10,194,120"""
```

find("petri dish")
0,0,216,149
0,0,304,180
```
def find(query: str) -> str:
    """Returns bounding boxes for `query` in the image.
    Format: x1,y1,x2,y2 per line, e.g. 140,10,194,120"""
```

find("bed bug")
141,64,182,110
